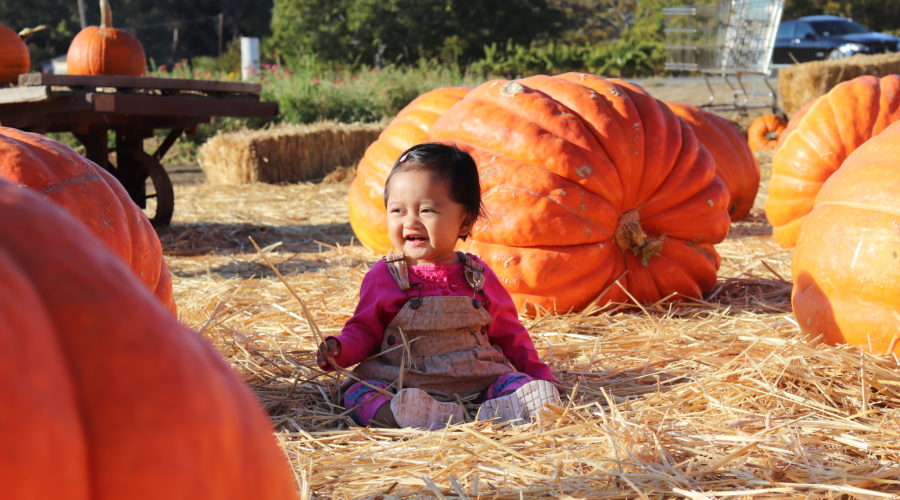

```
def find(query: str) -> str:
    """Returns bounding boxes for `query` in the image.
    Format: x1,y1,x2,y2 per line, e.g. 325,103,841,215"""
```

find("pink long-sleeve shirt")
325,254,556,382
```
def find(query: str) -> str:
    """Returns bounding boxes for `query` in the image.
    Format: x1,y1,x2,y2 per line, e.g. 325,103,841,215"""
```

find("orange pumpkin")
0,127,175,314
791,120,900,354
747,113,787,151
66,0,146,76
664,101,760,220
349,86,470,253
428,73,730,312
0,24,29,84
766,75,900,248
0,178,296,499
775,99,813,150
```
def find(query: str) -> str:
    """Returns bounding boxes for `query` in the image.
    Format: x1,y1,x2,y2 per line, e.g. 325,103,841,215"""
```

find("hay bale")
778,52,900,115
197,121,385,185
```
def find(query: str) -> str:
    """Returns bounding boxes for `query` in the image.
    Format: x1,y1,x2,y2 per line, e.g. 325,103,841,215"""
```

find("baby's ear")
459,215,476,240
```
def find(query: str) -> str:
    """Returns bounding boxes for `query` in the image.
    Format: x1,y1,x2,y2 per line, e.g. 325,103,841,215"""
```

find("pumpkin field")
142,77,899,498
2,65,899,497
4,0,900,495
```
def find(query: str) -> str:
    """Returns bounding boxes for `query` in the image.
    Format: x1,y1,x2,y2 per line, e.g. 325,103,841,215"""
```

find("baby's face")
385,169,470,266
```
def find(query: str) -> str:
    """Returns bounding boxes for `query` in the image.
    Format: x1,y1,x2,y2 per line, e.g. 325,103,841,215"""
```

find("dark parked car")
772,15,900,64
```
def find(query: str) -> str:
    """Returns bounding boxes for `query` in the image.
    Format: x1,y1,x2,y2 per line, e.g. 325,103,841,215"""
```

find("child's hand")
316,337,341,370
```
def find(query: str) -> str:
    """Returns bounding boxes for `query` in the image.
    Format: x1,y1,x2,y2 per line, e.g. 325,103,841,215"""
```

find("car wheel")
826,49,846,60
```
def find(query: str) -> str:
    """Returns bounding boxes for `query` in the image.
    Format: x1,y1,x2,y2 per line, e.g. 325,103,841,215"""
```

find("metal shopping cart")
664,0,785,112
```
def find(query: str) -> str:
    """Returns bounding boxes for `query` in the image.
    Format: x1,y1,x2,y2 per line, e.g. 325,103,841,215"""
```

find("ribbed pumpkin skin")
428,73,730,312
775,100,813,150
349,87,470,253
0,127,175,314
791,120,900,354
766,75,900,248
0,24,29,84
747,113,786,151
665,101,759,220
66,26,145,76
0,179,296,499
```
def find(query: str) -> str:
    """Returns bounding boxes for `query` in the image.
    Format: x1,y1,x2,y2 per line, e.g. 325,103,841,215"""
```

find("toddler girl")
317,142,560,430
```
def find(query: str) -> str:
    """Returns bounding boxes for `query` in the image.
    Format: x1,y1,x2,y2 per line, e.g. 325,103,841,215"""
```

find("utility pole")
77,0,88,28
171,26,179,65
217,13,224,57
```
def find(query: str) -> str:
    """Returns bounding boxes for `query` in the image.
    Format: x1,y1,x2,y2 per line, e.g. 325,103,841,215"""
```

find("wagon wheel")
130,150,175,228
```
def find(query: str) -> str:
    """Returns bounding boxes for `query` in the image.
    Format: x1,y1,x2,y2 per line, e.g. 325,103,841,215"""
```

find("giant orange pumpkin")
66,0,146,76
791,120,900,354
766,75,900,248
0,178,296,499
775,99,813,150
747,113,787,152
0,24,29,84
664,101,760,220
0,127,175,314
427,73,730,312
349,86,470,253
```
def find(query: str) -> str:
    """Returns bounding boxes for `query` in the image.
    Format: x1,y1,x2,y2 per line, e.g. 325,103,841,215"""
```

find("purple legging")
344,372,534,426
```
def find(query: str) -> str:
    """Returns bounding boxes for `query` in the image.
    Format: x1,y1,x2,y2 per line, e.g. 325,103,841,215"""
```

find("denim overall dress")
351,252,514,402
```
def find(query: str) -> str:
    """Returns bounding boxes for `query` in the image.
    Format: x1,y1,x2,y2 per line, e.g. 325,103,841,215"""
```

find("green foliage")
468,38,666,79
259,61,477,124
269,0,564,67
588,38,667,77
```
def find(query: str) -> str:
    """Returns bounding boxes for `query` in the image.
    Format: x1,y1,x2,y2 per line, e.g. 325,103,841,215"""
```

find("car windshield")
810,20,869,36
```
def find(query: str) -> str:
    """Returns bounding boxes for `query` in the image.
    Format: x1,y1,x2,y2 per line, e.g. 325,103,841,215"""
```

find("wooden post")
77,0,88,28
170,26,179,65
217,13,224,58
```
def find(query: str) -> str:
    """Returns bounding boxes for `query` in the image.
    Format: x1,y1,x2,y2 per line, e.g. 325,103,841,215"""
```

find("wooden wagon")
0,73,278,227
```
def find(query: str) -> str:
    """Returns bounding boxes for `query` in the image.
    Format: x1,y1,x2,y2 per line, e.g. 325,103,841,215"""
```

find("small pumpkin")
0,178,296,499
791,120,900,354
747,113,787,152
0,126,175,314
66,0,146,76
349,86,470,253
0,24,29,84
766,75,900,248
428,73,730,312
664,101,760,220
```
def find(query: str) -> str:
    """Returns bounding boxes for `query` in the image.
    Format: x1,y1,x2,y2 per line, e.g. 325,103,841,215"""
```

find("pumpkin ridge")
40,173,105,193
462,83,624,196
634,124,710,217
465,141,620,242
519,74,634,195
483,183,608,241
817,200,900,217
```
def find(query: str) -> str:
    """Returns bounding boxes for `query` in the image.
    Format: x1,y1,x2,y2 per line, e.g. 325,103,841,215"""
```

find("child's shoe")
477,380,560,424
390,388,465,430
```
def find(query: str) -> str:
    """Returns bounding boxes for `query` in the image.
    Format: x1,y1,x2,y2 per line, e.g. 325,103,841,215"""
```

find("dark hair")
383,142,484,234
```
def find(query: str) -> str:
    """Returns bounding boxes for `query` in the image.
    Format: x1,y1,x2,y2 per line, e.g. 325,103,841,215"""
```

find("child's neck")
405,252,461,266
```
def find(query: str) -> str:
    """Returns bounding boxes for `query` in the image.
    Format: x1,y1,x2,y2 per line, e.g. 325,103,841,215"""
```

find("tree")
269,0,565,67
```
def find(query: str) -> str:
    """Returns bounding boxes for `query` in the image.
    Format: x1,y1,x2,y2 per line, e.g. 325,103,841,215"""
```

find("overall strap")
456,251,485,293
383,253,411,290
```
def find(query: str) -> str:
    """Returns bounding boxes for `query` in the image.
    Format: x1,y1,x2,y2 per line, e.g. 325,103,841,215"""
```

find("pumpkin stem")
614,210,665,266
100,0,113,28
18,25,46,40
